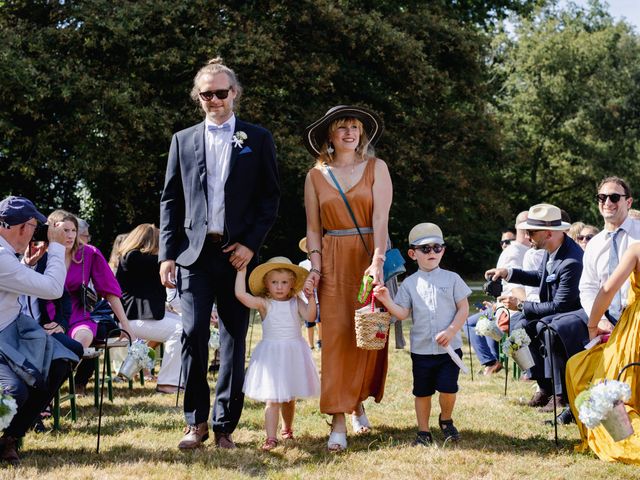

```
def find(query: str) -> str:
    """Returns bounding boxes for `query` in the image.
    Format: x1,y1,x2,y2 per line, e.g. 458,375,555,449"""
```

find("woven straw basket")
355,310,391,350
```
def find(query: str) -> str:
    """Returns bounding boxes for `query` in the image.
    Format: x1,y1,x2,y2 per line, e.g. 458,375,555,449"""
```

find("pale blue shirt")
0,236,66,331
394,267,472,355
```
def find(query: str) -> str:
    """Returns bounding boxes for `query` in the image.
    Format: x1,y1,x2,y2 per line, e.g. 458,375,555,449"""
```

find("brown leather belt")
206,233,224,243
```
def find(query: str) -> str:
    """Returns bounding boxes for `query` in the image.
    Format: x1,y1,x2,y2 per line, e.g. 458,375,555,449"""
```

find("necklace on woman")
326,157,363,191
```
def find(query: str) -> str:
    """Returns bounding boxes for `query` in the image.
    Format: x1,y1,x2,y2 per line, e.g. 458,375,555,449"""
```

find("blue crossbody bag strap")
324,164,373,258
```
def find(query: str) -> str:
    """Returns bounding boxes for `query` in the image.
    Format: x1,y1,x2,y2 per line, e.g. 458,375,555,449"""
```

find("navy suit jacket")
159,119,280,267
510,234,583,320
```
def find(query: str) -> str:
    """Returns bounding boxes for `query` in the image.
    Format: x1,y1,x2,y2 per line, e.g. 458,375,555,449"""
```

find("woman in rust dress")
303,105,392,451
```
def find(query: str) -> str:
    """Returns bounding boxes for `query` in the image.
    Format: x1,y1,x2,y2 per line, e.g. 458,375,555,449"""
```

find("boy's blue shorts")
411,349,462,397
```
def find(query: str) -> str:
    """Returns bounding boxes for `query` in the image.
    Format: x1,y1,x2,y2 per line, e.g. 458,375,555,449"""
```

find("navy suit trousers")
514,309,588,395
178,239,252,431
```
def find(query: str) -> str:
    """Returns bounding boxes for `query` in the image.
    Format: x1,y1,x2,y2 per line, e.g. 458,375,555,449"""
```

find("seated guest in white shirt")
0,196,79,465
580,177,640,333
465,211,529,375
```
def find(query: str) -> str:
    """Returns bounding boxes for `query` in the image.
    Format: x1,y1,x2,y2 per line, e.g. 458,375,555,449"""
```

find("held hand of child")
435,329,453,347
373,285,390,303
303,272,318,297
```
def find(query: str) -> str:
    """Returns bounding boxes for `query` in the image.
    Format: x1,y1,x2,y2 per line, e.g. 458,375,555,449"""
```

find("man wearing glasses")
0,196,79,464
579,176,640,339
159,58,280,449
486,204,586,420
499,228,516,250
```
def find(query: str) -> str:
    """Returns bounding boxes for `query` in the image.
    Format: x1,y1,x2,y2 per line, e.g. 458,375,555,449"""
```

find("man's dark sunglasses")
596,193,628,204
198,88,232,101
412,244,445,254
577,234,595,242
499,239,512,246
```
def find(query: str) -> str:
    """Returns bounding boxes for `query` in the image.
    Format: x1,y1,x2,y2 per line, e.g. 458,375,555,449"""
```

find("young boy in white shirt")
375,223,471,446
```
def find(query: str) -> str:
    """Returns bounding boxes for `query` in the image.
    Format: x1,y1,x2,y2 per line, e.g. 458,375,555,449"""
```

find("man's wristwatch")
516,301,524,312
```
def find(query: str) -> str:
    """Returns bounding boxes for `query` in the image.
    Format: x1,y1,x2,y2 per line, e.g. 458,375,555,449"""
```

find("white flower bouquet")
576,380,634,441
502,328,535,370
0,392,17,431
118,340,156,379
474,315,504,342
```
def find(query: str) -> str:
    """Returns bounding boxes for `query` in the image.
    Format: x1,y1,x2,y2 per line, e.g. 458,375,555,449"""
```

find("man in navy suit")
159,58,280,449
486,204,587,415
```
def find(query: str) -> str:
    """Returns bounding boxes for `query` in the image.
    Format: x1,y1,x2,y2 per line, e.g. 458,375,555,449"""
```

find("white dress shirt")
523,247,545,301
496,241,529,295
579,216,640,318
205,115,236,235
0,236,66,331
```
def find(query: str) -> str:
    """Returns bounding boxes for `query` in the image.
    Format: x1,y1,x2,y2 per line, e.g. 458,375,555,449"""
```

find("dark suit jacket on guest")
159,119,280,267
510,234,583,320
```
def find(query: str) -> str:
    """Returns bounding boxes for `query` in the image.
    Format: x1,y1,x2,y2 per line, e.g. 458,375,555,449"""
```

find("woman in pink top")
47,210,135,349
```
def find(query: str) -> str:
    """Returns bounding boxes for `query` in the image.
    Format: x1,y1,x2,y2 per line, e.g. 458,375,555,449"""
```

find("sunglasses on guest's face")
499,239,512,246
596,193,628,204
412,244,445,254
577,234,595,242
198,88,232,101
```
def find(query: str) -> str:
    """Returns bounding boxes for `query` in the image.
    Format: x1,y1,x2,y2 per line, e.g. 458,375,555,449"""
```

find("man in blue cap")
0,196,79,464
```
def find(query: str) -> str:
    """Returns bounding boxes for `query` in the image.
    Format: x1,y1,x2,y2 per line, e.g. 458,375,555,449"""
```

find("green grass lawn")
2,314,639,480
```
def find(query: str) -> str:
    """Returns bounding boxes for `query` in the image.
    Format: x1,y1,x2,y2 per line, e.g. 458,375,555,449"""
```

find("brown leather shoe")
0,436,20,465
527,389,552,407
482,361,503,375
540,394,568,412
178,422,209,449
214,431,237,449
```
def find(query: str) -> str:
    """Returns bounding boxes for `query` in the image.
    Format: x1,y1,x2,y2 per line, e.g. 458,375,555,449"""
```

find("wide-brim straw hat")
303,105,384,157
248,256,309,296
516,203,571,231
298,237,308,253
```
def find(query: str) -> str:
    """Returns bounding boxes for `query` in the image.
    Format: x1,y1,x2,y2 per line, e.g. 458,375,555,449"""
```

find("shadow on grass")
25,420,577,476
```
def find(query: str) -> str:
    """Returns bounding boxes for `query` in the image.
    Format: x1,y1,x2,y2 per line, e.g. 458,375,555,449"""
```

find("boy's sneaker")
316,340,322,349
413,431,433,447
439,415,460,442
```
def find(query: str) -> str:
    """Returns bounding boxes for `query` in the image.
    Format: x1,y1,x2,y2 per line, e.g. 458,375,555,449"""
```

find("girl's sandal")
351,405,371,434
327,431,347,452
281,428,294,440
261,437,278,451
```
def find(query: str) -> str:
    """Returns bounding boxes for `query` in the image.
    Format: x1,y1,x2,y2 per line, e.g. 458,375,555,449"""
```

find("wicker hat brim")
248,262,309,296
303,105,384,157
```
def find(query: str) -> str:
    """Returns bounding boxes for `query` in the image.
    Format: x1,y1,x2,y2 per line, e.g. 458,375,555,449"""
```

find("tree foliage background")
1,0,638,275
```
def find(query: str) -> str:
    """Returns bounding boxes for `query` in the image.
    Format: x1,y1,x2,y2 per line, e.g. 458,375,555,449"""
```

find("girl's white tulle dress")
243,298,320,402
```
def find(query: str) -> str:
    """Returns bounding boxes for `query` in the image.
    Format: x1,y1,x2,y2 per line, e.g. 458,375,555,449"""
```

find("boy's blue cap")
0,196,47,227
409,223,444,246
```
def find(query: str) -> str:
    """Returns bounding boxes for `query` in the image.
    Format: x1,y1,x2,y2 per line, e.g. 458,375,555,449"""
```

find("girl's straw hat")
303,105,384,157
298,237,308,253
249,256,309,296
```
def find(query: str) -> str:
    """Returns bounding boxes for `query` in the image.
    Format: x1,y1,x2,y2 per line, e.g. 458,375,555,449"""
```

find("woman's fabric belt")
325,227,373,236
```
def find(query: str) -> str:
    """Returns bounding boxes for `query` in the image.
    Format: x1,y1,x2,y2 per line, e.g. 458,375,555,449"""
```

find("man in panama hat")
485,203,588,421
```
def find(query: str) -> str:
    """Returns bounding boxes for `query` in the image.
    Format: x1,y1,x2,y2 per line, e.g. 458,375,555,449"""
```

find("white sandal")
327,431,347,452
351,406,371,434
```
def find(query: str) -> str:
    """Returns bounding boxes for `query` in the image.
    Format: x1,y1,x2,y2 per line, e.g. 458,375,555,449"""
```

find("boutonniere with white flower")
232,131,247,148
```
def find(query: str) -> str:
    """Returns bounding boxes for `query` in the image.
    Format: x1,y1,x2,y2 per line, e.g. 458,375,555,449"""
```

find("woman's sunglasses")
499,239,512,246
577,234,595,242
412,244,445,254
198,88,232,101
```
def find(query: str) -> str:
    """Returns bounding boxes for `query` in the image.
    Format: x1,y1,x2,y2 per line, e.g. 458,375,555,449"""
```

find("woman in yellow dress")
566,243,640,464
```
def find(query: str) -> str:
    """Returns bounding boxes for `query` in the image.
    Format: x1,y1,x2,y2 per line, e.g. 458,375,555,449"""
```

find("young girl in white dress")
235,256,320,451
